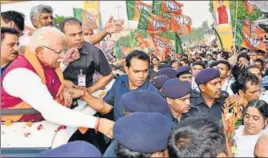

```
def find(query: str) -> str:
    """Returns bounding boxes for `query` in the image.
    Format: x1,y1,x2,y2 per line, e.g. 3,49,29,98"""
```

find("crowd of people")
1,4,268,157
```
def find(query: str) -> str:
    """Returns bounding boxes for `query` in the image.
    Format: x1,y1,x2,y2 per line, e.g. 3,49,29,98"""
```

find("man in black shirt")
191,68,228,121
59,18,113,93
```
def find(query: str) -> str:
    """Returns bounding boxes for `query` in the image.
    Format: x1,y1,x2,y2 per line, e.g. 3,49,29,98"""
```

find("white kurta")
233,125,262,157
2,68,97,129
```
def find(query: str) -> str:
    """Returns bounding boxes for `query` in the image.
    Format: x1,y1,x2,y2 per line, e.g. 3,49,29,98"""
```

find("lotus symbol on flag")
153,20,166,30
165,1,180,12
137,3,152,12
153,38,167,48
174,16,191,25
244,33,260,47
247,1,255,7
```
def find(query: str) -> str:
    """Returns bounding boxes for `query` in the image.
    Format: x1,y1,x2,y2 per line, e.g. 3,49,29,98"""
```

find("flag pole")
234,0,238,49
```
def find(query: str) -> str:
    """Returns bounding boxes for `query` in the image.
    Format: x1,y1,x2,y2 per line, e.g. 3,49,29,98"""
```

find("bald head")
254,131,268,157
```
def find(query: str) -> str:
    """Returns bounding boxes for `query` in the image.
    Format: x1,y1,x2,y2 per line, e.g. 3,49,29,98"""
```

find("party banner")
134,30,183,59
170,14,192,35
73,8,98,29
152,0,183,16
213,0,233,52
235,20,267,52
126,0,152,21
137,9,170,34
79,1,100,29
243,0,256,16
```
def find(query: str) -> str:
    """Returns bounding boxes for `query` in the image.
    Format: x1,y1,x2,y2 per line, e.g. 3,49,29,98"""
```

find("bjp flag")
152,0,183,16
137,9,170,34
170,14,192,35
243,0,256,16
240,20,267,52
126,0,152,21
151,34,170,61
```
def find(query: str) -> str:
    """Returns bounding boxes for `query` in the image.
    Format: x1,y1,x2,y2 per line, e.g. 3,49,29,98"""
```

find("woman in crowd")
233,99,268,157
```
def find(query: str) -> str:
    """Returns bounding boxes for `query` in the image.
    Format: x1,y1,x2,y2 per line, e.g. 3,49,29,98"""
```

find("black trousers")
68,111,114,153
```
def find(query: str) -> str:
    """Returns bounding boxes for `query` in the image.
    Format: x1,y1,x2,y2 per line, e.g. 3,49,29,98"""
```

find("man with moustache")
215,60,234,96
1,27,20,75
59,18,113,93
162,79,198,123
191,68,228,120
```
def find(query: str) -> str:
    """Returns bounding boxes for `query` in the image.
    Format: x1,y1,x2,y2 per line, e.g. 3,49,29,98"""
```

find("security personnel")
120,90,171,117
104,90,171,157
176,66,192,82
191,68,228,121
114,112,173,158
156,68,177,79
38,141,102,157
152,75,169,90
162,79,198,123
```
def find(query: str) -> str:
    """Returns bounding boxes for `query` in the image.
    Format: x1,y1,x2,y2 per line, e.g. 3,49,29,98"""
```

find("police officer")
114,112,173,158
104,90,171,157
38,141,102,157
162,79,198,123
152,75,169,91
156,68,177,79
176,66,192,82
191,68,228,121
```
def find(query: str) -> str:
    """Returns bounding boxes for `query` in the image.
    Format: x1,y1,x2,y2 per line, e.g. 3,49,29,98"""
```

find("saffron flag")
133,30,183,60
236,20,267,53
243,0,256,16
170,14,192,35
137,9,170,34
126,0,152,21
152,34,171,60
152,0,183,16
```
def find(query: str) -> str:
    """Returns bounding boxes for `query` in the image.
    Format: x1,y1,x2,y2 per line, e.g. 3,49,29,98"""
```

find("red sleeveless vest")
1,50,64,122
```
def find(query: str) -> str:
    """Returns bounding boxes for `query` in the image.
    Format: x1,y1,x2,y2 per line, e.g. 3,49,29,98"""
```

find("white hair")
30,4,53,22
28,26,66,52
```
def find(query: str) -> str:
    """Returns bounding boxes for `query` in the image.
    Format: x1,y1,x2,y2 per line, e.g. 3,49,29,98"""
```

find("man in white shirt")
191,61,205,91
215,60,234,96
1,27,114,138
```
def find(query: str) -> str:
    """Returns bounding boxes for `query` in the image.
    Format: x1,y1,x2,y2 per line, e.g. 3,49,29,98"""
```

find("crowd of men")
1,4,268,157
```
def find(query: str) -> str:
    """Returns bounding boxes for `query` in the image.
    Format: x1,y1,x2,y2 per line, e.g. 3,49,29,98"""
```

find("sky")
1,1,213,29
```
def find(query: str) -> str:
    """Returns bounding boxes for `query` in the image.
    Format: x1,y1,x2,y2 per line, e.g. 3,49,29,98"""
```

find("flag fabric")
133,30,183,60
137,9,170,34
170,14,192,35
243,0,256,16
152,0,183,16
73,8,98,29
126,0,152,21
235,20,267,52
151,34,171,60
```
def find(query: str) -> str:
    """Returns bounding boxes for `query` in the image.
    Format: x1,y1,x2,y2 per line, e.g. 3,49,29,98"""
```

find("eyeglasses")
41,45,68,55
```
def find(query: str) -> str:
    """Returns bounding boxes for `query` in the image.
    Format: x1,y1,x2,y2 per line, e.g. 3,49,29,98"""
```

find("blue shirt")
104,75,161,121
1,64,10,76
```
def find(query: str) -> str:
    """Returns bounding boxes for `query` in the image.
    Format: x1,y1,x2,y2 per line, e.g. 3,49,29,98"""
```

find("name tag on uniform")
78,69,86,87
